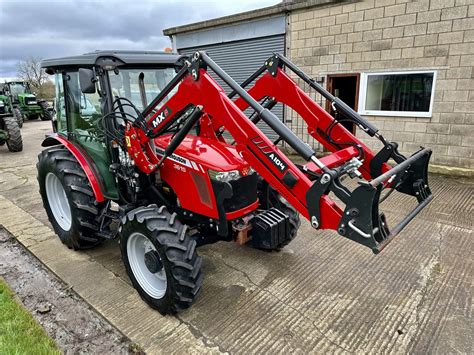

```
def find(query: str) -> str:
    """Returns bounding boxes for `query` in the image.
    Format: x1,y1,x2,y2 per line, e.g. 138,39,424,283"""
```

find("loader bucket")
338,148,433,254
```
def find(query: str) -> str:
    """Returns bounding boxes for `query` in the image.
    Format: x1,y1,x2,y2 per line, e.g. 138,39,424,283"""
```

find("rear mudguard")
41,134,106,202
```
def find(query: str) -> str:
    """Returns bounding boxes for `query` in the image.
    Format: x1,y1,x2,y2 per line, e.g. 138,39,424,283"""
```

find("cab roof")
41,50,183,73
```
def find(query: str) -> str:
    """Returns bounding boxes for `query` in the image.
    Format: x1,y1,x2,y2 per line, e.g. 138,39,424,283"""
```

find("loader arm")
125,51,433,253
128,64,342,228
232,68,386,180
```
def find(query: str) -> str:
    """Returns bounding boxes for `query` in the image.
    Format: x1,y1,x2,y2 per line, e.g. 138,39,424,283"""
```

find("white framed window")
358,70,437,118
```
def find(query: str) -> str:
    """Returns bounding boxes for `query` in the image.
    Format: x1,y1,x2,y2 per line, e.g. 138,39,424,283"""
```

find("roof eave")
163,0,347,36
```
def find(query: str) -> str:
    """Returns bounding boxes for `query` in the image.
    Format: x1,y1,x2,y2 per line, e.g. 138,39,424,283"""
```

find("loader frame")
124,52,433,253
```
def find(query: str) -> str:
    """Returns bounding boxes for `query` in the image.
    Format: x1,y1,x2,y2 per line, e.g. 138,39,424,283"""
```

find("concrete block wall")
288,0,474,169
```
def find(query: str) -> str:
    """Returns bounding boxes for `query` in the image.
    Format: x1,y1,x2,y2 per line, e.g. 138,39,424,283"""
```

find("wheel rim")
45,172,72,231
127,232,167,299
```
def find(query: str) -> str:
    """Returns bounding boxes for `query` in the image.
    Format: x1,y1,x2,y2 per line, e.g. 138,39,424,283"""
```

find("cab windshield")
9,82,28,97
108,68,177,112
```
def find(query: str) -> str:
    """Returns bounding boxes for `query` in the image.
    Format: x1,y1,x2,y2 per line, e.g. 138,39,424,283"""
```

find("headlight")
0,102,4,107
208,169,241,183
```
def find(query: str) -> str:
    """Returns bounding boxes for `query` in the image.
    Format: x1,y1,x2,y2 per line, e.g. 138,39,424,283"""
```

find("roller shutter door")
179,35,285,141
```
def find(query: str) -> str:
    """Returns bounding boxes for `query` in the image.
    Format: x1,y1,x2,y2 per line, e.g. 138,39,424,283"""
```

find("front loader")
38,50,432,314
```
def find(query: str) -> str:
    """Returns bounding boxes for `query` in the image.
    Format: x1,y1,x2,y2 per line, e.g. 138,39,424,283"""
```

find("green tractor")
1,81,53,124
0,98,23,152
0,87,23,128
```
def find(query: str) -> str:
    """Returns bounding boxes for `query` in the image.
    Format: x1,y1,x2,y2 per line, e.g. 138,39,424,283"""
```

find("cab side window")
64,70,102,131
55,73,67,132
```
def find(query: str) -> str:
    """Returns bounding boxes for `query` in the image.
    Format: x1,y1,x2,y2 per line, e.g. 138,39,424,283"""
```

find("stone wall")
288,0,474,169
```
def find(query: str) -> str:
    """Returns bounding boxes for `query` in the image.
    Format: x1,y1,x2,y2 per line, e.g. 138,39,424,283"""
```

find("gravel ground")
0,228,138,354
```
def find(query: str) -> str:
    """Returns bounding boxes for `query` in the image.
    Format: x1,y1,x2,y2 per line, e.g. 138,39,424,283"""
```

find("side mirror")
79,68,96,94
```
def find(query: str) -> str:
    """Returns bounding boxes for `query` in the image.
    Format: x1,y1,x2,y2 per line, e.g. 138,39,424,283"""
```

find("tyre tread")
2,115,22,152
121,205,202,314
37,146,104,249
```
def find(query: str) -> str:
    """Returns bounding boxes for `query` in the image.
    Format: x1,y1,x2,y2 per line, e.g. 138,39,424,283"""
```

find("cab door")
60,69,118,200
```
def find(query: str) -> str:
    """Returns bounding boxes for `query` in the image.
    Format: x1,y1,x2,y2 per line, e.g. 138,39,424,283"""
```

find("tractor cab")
41,51,185,200
4,81,38,109
41,50,254,214
5,81,32,103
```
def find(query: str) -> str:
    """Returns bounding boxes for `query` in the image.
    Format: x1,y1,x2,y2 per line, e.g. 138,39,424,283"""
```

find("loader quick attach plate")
337,148,433,254
251,208,290,250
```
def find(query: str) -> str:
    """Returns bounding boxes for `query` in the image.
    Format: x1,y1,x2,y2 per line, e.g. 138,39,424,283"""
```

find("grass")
0,278,59,354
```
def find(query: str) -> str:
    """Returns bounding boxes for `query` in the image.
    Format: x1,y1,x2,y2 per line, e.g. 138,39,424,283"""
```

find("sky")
0,0,280,79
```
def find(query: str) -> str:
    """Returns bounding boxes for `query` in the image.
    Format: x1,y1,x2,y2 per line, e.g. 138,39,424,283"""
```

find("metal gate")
179,35,285,141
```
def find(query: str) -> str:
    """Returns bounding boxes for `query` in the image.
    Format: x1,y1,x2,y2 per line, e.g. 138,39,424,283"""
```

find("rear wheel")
13,108,23,128
39,101,53,121
0,115,22,152
37,146,105,249
120,205,203,314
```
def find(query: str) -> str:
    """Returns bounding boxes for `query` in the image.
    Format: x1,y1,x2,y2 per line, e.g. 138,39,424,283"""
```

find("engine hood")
154,134,249,173
19,94,36,99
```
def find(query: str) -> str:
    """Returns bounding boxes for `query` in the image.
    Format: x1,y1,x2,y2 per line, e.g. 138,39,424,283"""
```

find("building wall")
288,0,474,169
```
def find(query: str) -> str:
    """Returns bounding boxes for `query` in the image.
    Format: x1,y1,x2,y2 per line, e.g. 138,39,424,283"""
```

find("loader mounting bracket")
187,52,207,81
265,54,281,77
306,170,338,228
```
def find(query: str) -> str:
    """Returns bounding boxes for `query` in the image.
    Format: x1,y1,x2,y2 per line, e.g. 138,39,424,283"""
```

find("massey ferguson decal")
155,148,202,172
151,106,172,128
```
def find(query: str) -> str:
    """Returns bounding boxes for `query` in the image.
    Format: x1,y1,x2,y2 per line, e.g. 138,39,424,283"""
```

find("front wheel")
0,115,22,152
13,108,23,128
120,205,203,314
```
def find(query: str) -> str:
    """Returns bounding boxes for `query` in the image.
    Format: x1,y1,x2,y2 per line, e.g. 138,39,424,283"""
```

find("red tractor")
38,51,432,314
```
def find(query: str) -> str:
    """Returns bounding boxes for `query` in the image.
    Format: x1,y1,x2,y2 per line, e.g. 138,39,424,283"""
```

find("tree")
37,81,55,99
16,57,54,99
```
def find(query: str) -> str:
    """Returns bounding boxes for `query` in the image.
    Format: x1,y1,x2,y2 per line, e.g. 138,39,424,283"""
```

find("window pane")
64,71,102,131
365,73,434,112
10,83,27,98
55,73,66,132
108,68,177,112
